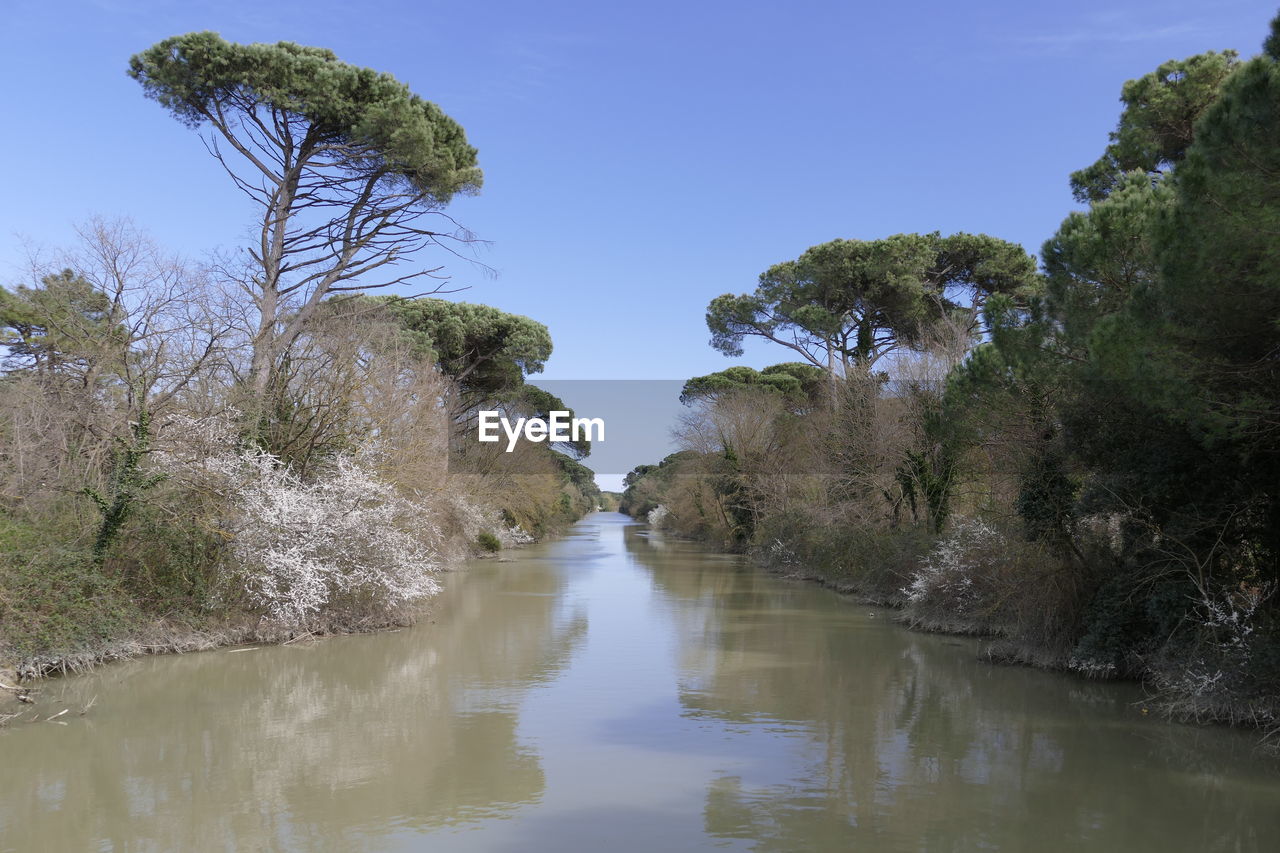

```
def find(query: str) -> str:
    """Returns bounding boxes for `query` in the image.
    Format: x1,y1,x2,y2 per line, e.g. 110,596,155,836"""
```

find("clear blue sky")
2,0,1276,382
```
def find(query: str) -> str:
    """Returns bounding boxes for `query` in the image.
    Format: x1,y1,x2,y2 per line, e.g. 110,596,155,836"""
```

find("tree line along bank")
622,17,1280,742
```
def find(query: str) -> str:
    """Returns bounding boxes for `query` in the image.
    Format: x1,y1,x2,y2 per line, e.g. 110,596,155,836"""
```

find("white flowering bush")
904,519,1007,615
502,525,535,546
1197,582,1272,655
1163,582,1275,701
1066,656,1119,678
230,451,441,623
768,537,800,567
647,504,670,529
156,414,443,625
432,488,533,553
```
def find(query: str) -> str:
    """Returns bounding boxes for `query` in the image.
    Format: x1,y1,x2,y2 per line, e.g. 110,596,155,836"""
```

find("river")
2,513,1278,851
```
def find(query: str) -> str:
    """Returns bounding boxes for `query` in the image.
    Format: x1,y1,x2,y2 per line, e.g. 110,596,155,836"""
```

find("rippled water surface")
2,513,1278,851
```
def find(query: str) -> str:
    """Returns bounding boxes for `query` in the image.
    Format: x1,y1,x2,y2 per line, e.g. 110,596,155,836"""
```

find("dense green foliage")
680,363,825,407
0,517,140,660
381,297,552,397
0,270,123,374
1069,51,1239,203
370,294,596,473
706,232,1037,371
128,31,480,202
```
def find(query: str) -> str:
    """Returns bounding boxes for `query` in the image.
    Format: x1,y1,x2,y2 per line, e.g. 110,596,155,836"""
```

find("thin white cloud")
1019,22,1202,47
1009,3,1237,56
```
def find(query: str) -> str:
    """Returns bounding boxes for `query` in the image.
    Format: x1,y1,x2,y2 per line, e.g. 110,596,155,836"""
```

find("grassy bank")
1,446,600,694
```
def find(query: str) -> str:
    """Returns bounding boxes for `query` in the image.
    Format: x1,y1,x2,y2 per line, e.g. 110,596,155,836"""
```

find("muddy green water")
2,513,1278,852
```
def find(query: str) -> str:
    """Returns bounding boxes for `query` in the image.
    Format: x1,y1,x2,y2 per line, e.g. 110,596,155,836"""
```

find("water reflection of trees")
0,554,586,852
624,526,1280,853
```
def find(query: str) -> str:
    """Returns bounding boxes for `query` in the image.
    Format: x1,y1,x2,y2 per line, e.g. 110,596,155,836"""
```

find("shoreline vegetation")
0,539,516,722
1,33,601,714
0,507,585,722
621,18,1280,748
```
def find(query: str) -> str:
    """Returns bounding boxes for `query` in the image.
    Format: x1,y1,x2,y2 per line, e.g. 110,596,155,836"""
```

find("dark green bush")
0,535,140,659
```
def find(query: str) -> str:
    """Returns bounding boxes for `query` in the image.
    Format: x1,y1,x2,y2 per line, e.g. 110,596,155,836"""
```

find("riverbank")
638,516,1280,750
0,473,588,706
0,533,556,722
0,600,432,724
